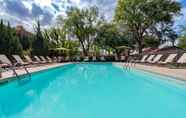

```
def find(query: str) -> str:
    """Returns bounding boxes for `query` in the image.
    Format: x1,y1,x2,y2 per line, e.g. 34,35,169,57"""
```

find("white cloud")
71,0,80,5
36,0,52,7
0,0,185,32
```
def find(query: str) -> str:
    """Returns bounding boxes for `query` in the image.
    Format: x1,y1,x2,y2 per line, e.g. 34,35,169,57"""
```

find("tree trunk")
79,39,88,56
137,41,143,54
138,46,143,54
115,49,120,58
82,46,88,56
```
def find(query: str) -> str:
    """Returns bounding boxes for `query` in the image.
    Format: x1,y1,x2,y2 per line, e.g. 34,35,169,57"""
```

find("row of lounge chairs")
135,53,186,65
0,55,56,69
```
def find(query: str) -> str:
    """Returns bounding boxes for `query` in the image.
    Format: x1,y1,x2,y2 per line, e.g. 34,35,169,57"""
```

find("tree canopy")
178,26,186,49
115,0,181,53
32,21,49,56
0,20,23,56
58,6,101,56
96,23,131,56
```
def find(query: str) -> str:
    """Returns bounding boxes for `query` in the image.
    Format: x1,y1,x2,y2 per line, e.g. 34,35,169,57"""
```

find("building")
15,25,32,37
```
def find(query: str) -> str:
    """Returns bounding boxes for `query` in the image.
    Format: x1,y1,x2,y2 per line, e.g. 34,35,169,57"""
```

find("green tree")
18,33,32,51
178,26,186,49
58,6,100,56
0,20,7,54
115,0,181,53
179,36,186,49
143,36,160,48
96,23,131,56
43,27,66,49
0,20,22,56
32,21,48,56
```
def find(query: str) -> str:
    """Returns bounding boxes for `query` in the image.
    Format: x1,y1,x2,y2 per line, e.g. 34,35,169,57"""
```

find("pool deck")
0,63,70,83
116,63,186,81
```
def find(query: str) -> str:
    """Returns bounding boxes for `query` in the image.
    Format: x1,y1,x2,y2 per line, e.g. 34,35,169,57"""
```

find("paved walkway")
0,63,70,83
116,63,186,81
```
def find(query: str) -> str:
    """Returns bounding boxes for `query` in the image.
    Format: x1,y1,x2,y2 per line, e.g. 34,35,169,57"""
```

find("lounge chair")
12,55,30,66
140,55,148,63
0,55,28,74
46,56,53,63
76,56,81,62
84,57,89,62
40,56,49,63
100,56,105,61
34,56,46,64
1,54,32,79
150,54,163,63
146,55,155,63
93,56,97,61
159,54,177,64
24,55,39,64
120,56,125,61
177,53,186,64
0,54,12,67
65,56,69,62
53,56,58,62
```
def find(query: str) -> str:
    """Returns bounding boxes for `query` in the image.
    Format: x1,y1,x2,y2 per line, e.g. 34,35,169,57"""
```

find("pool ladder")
10,63,32,85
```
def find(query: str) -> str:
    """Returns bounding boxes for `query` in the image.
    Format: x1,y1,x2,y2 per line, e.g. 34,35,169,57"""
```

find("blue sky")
0,0,185,31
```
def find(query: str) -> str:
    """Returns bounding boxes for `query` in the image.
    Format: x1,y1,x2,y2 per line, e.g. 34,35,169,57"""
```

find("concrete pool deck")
0,63,70,83
116,63,186,81
0,62,186,84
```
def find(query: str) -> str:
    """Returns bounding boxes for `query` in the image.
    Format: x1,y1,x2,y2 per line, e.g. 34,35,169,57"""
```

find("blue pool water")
0,63,186,118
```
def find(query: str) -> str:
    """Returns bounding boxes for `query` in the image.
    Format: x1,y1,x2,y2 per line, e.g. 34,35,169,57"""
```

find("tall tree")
96,23,131,56
178,26,186,49
115,0,181,53
58,6,101,56
18,32,32,51
0,20,6,54
32,21,48,56
7,23,23,55
43,27,66,49
0,20,22,56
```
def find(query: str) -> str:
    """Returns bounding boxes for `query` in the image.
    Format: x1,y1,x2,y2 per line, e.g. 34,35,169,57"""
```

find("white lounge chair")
93,56,97,61
120,56,125,61
100,56,105,61
0,54,12,67
177,53,186,64
146,55,155,63
24,55,39,64
0,54,27,70
34,56,46,64
159,54,177,64
140,55,148,63
84,57,89,62
0,55,29,76
52,56,58,62
12,55,29,65
46,56,53,63
40,56,48,63
65,56,69,62
76,56,81,61
150,54,163,63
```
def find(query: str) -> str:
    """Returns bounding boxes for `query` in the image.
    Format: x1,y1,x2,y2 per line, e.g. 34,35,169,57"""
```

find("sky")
0,0,185,31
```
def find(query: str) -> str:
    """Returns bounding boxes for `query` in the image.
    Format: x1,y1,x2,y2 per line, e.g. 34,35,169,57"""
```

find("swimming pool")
0,63,186,118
